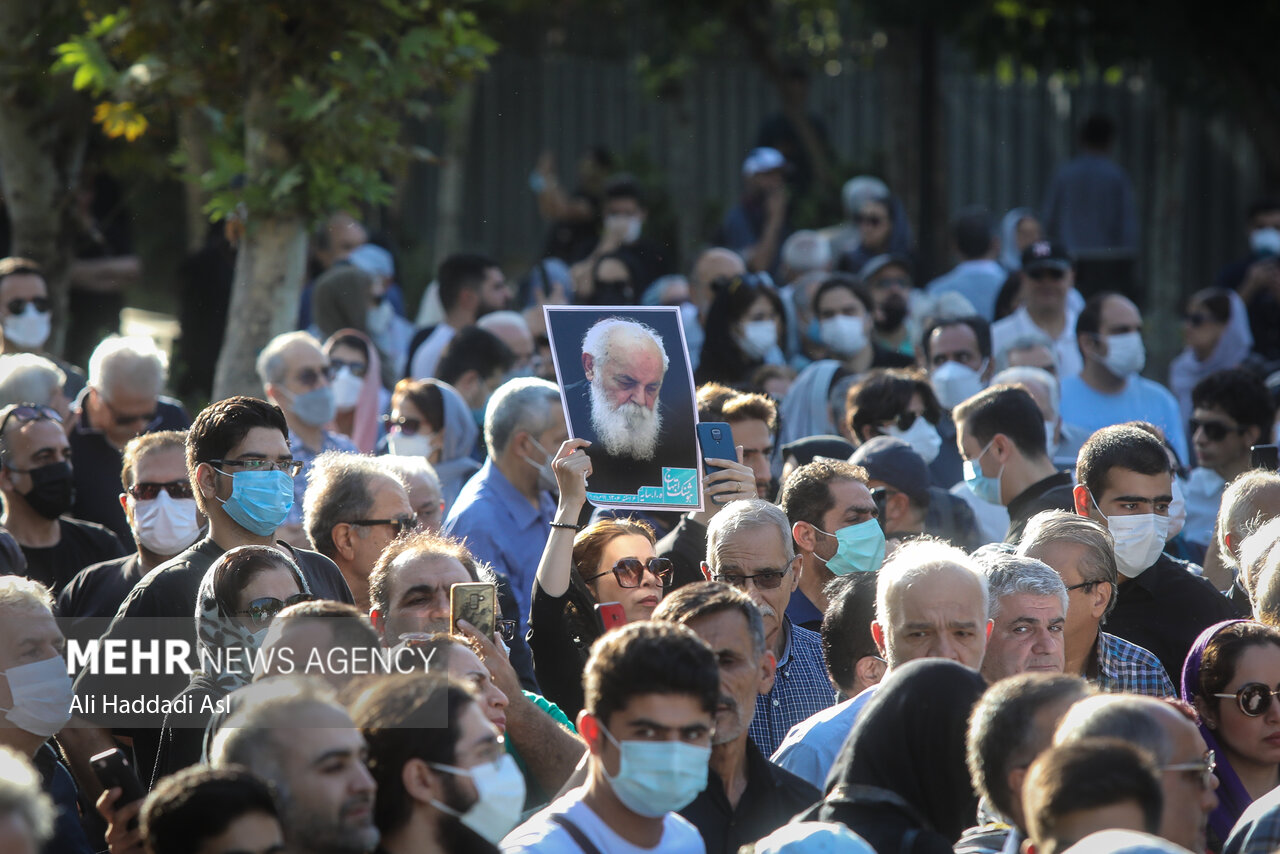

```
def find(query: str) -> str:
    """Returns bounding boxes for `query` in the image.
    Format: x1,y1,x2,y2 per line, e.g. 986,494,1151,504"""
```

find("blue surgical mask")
963,438,1004,504
289,386,336,427
216,469,295,537
600,724,710,817
813,519,885,575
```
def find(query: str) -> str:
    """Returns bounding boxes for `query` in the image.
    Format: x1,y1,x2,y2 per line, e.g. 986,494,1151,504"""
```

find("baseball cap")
849,436,930,506
742,147,786,177
1021,240,1072,273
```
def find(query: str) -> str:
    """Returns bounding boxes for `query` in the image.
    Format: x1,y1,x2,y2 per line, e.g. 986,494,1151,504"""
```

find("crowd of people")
6,111,1280,854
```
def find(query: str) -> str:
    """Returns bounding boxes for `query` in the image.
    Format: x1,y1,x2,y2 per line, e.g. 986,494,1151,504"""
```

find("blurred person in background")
1169,289,1254,429
381,378,480,508
324,329,387,454
696,272,787,388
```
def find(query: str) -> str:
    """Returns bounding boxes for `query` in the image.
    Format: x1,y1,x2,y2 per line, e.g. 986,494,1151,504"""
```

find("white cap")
743,147,786,177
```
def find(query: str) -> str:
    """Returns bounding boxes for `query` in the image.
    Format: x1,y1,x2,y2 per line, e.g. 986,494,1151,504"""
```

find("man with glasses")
302,450,413,612
992,241,1084,378
63,396,352,797
0,257,85,399
256,331,357,547
701,498,834,756
1019,509,1176,697
0,403,123,595
58,431,201,626
69,335,190,546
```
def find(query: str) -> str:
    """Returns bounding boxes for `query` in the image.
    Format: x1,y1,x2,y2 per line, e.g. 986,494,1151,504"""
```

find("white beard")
589,379,662,461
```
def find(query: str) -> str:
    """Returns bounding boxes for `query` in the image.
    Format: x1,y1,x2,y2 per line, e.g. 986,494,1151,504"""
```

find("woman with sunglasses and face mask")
1181,619,1280,849
153,545,313,782
380,378,480,509
527,438,671,720
324,330,388,454
1168,288,1254,429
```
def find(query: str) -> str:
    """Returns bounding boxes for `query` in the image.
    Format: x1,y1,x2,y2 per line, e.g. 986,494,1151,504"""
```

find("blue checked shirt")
1093,631,1177,698
749,619,837,756
1225,781,1280,854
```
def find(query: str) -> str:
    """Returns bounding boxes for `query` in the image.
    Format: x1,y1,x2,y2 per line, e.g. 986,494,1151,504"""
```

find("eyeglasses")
1027,268,1066,281
1065,579,1103,594
5,298,50,315
329,358,368,379
381,415,428,436
497,620,517,642
347,515,417,536
1163,750,1216,790
712,558,797,591
0,404,61,437
208,458,304,478
584,557,674,588
1215,683,1280,717
236,593,315,629
293,365,335,388
127,480,194,500
1190,418,1245,442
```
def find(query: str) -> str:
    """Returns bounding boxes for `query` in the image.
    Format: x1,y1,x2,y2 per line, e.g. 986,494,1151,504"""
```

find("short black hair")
812,274,873,317
435,326,514,387
652,581,766,658
920,316,991,363
1080,113,1117,150
953,206,994,259
1075,290,1126,344
822,573,880,694
583,621,718,727
1191,368,1274,436
779,459,869,528
141,765,280,854
1075,425,1171,500
953,385,1048,460
186,397,289,514
603,174,645,208
845,368,941,441
437,253,498,314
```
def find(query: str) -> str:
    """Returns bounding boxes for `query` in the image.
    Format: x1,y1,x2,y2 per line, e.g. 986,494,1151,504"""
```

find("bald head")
691,248,746,308
478,310,535,374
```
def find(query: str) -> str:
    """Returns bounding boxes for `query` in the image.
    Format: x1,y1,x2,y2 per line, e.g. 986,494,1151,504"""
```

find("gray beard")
589,380,661,461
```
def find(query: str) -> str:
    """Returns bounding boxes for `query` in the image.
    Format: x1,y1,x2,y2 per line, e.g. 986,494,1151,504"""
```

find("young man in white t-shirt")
502,621,717,853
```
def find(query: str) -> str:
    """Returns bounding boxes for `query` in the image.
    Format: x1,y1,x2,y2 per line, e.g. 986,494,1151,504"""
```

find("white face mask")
1167,477,1187,540
1251,226,1280,257
366,300,394,337
331,366,364,410
3,304,51,350
1099,331,1145,378
931,359,987,410
1095,497,1170,578
0,655,73,738
522,436,558,493
886,416,942,465
737,320,777,359
387,431,434,459
132,491,202,556
429,755,527,844
819,315,868,357
605,214,643,244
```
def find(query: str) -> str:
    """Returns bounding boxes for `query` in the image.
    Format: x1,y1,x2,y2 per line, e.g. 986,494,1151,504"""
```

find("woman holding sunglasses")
527,438,671,720
1181,619,1280,848
153,545,313,782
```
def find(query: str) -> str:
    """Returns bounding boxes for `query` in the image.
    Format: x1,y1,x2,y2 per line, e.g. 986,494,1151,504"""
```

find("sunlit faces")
927,323,983,371
704,526,797,655
197,426,293,515
340,476,413,591
0,606,65,712
684,608,774,747
374,552,472,642
585,533,662,624
583,692,714,773
1200,642,1280,773
444,643,508,734
1155,708,1219,854
91,384,161,448
979,592,1065,683
1027,540,1110,661
1077,468,1171,520
875,565,988,669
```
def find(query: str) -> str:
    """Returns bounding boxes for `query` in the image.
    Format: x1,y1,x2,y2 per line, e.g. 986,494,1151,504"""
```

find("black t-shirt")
22,517,126,596
57,554,146,629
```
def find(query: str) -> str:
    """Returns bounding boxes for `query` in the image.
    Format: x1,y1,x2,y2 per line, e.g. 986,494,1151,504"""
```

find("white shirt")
991,305,1083,378
408,323,457,379
502,787,706,854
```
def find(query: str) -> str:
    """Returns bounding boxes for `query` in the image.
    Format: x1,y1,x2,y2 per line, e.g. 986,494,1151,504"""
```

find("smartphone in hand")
595,602,626,631
696,422,737,475
450,582,497,640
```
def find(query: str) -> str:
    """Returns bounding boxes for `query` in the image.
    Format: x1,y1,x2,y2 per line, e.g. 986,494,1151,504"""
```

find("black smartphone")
1253,444,1279,471
90,748,146,827
696,422,737,475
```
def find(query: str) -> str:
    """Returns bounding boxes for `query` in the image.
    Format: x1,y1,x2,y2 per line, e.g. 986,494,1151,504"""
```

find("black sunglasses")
1190,418,1245,442
347,515,417,536
1215,683,1280,717
330,358,368,378
855,214,886,226
712,558,798,591
294,365,335,388
100,395,159,428
6,298,50,315
237,593,315,629
583,557,674,588
127,480,195,500
381,415,427,436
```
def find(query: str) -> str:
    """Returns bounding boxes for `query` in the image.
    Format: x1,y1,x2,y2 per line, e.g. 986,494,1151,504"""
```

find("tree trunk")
177,106,214,253
662,85,699,271
431,80,477,266
1144,92,1189,386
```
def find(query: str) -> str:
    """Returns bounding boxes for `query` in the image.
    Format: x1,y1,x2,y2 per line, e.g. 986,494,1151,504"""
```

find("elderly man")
0,403,123,595
0,258,84,398
303,451,413,611
1019,509,1176,696
700,498,833,757
973,554,1067,683
565,316,696,496
654,583,821,854
256,331,357,545
771,538,990,789
478,310,538,378
380,455,446,533
1213,470,1280,612
0,748,56,854
0,354,70,423
444,378,565,636
1055,694,1220,854
69,335,190,544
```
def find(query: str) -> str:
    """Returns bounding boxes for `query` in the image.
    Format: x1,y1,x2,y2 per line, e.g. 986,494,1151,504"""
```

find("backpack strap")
548,813,605,854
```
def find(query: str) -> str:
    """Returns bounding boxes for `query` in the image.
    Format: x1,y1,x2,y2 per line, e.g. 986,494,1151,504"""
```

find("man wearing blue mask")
62,396,353,798
503,621,715,852
954,384,1074,544
257,331,357,548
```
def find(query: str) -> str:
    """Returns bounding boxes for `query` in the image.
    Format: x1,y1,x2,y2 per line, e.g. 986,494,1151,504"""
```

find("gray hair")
1217,470,1280,575
991,365,1059,421
1054,694,1176,765
483,377,559,457
378,455,441,497
1241,515,1280,596
875,538,990,627
210,676,342,780
255,331,322,388
1018,510,1118,620
976,554,1069,621
0,576,54,614
1254,558,1280,628
302,451,407,558
477,310,531,340
706,498,794,571
580,317,670,373
88,335,168,401
994,332,1060,375
780,230,833,274
0,747,53,846
0,354,65,409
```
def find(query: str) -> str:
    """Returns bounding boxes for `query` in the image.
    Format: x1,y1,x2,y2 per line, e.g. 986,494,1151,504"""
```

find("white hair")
0,575,54,614
581,317,669,373
477,310,531,340
0,747,54,847
0,354,65,408
88,335,168,401
483,377,560,457
706,498,794,570
378,455,441,496
994,332,1060,375
991,366,1060,420
781,230,833,274
976,554,1068,621
255,331,322,388
874,538,990,627
1218,470,1280,574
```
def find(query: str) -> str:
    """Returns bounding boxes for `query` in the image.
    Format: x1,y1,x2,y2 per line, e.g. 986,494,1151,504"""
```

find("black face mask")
875,292,909,333
16,461,75,520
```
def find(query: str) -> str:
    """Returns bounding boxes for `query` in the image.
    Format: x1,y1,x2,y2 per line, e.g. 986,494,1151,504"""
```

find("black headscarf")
824,658,987,844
